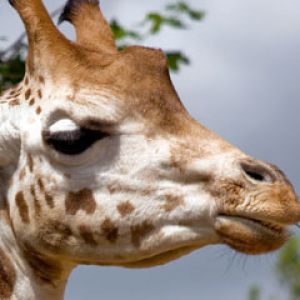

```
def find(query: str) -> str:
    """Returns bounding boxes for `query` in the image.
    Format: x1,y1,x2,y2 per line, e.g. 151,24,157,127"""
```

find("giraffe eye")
44,119,109,155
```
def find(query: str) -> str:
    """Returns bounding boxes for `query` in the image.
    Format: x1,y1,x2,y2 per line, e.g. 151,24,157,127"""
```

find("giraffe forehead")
19,65,191,137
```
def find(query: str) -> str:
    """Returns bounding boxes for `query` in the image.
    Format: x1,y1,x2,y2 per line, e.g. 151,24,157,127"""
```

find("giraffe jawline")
119,245,200,268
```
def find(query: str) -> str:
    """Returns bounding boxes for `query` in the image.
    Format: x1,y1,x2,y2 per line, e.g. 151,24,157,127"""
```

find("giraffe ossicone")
0,0,299,299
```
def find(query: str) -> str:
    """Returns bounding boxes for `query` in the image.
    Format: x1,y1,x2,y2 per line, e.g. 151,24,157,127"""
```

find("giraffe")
0,0,298,299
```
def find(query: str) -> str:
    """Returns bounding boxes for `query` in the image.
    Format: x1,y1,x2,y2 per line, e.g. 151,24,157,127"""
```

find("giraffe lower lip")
214,215,287,254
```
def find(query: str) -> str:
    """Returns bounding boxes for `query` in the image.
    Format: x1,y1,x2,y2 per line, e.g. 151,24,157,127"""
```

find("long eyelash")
47,129,82,141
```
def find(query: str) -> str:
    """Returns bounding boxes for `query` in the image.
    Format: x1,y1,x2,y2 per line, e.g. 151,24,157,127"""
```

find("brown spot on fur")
79,225,97,246
9,99,20,106
25,89,31,100
19,168,26,180
29,98,35,106
131,221,155,248
6,95,15,100
23,243,63,285
28,155,34,172
0,248,16,298
163,194,184,212
38,76,45,84
37,178,45,192
15,191,30,224
36,106,42,114
45,194,54,209
65,189,96,215
24,76,29,85
37,89,42,99
117,201,135,217
0,198,11,226
107,183,119,194
40,222,73,250
168,142,206,173
30,185,41,216
101,218,119,243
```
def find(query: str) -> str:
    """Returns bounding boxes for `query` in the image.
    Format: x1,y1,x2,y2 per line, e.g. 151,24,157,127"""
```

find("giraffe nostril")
240,160,276,184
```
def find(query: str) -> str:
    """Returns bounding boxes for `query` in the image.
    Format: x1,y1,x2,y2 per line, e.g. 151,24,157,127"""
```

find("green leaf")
0,55,25,92
146,13,163,33
110,20,141,41
189,10,205,21
166,1,189,12
0,1,206,90
145,13,186,34
248,285,261,300
276,237,300,299
165,16,186,29
166,51,190,71
166,1,205,21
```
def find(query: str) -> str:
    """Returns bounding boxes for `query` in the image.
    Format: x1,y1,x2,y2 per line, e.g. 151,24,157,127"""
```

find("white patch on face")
48,119,79,134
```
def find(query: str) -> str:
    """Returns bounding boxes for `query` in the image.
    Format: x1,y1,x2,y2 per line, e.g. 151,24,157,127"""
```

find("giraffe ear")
59,0,117,54
8,0,76,76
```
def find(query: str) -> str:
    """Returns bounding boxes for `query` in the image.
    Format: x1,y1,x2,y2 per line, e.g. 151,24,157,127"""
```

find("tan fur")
101,218,119,243
65,189,97,215
64,1,117,54
39,221,73,250
27,155,34,173
117,201,135,218
0,248,16,298
30,185,41,217
79,225,97,246
131,222,155,248
22,243,64,285
163,194,184,212
15,191,30,224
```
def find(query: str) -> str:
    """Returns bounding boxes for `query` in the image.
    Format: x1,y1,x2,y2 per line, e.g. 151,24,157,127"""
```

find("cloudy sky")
0,0,299,299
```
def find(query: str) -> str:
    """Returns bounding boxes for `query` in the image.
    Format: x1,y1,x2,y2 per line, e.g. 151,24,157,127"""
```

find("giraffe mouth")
214,214,287,254
217,214,284,234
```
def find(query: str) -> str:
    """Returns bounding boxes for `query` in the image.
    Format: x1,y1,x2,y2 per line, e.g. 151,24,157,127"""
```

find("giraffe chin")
214,215,288,255
118,245,200,268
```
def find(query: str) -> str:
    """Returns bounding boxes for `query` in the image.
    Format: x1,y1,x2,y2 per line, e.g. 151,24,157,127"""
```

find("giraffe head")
2,0,299,281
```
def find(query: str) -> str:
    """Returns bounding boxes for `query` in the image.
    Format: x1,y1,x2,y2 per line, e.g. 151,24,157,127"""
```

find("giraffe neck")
0,208,71,300
0,90,72,299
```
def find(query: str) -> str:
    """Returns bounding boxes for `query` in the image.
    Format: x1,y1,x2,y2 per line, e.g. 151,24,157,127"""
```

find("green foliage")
248,285,261,300
245,237,300,300
276,237,300,300
110,20,141,41
166,51,190,71
109,1,204,72
0,1,205,92
0,55,25,91
166,1,206,20
145,13,186,34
